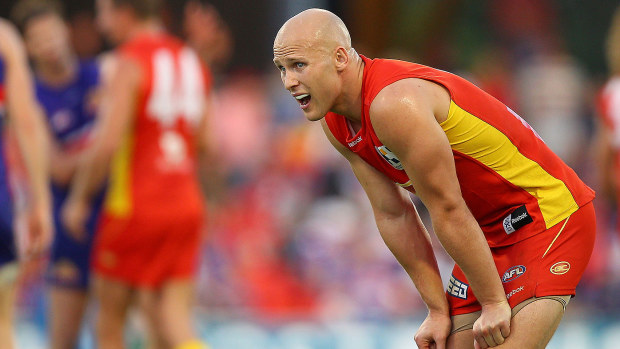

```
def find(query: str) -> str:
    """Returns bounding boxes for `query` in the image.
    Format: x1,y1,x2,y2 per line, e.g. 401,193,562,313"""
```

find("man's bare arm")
594,118,617,202
321,120,449,315
370,78,510,346
63,55,139,236
0,19,52,257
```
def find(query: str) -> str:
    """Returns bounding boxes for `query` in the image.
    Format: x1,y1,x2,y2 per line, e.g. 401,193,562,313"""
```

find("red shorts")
447,201,596,316
91,213,204,288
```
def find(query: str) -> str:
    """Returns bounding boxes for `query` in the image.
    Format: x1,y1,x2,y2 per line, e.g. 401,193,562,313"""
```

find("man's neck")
35,55,77,87
332,51,365,124
124,19,164,42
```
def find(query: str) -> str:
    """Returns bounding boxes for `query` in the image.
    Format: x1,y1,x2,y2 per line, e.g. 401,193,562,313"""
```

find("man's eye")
278,66,285,72
295,62,305,68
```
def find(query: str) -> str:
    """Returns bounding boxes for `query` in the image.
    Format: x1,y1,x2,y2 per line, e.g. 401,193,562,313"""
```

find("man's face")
273,39,340,122
24,13,71,67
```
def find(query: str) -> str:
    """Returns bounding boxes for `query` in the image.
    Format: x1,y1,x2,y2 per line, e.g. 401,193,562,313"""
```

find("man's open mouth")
295,93,311,107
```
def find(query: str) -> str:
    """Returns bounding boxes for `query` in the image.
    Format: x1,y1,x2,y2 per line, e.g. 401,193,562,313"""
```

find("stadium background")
2,0,620,347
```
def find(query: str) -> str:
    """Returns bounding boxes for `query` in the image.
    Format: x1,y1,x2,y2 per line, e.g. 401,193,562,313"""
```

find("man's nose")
284,72,299,90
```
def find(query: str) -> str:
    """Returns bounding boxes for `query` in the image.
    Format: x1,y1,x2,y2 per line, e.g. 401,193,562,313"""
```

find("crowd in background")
4,0,620,334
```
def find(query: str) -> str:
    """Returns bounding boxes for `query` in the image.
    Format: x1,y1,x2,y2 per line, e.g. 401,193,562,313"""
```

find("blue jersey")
37,60,103,287
0,57,16,266
37,61,98,149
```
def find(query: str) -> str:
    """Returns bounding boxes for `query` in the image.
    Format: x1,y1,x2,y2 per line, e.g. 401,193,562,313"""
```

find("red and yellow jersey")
326,55,594,247
101,32,211,224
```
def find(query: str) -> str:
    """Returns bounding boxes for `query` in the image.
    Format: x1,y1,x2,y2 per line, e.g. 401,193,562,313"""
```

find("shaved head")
274,8,351,54
273,9,363,122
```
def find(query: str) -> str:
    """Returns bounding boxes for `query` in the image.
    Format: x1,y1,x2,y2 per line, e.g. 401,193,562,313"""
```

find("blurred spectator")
183,0,232,76
592,3,620,316
68,10,104,59
514,35,590,168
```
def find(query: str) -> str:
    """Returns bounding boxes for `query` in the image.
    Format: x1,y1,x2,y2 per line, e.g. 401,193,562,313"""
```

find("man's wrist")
427,304,450,316
479,299,510,309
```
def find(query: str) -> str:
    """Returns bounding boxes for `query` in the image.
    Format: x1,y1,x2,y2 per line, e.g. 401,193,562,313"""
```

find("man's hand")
61,195,90,242
473,300,511,348
414,311,452,349
15,201,53,260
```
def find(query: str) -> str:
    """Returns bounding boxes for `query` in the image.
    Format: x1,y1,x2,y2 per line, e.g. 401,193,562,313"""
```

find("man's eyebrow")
273,57,292,66
275,56,306,63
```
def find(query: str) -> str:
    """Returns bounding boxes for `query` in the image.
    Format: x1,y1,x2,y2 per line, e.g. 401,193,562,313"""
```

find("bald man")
273,9,595,349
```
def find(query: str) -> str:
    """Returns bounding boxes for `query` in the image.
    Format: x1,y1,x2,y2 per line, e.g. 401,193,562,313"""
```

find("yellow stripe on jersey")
397,179,412,188
440,101,578,228
103,131,133,217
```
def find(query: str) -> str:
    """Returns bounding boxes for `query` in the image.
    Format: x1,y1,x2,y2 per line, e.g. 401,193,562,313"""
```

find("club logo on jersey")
447,274,469,299
502,205,533,234
550,261,571,275
375,145,403,170
502,265,526,283
51,109,74,133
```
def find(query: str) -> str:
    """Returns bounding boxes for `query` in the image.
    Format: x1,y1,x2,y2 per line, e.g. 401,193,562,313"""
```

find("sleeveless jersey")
325,55,595,247
101,33,210,223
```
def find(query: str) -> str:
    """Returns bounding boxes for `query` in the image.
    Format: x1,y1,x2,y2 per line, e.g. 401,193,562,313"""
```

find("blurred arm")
0,20,51,210
195,90,224,201
68,55,139,205
48,139,81,187
0,19,53,257
594,118,617,203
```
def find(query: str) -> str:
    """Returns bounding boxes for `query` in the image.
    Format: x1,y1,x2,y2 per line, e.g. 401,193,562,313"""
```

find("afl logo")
502,265,526,283
550,261,571,275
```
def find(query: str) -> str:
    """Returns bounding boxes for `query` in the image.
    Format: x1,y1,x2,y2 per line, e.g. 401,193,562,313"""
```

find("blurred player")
0,18,52,349
597,6,620,210
11,1,105,348
62,0,212,348
273,9,595,349
183,0,232,73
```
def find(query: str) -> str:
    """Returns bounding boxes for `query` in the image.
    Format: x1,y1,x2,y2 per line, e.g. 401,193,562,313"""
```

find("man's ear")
335,47,348,71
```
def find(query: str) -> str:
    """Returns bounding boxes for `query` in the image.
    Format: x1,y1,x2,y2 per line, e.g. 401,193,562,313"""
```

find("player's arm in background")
370,78,511,349
47,131,78,186
320,120,451,349
192,58,225,204
0,19,52,259
195,86,225,201
62,54,139,238
594,115,617,203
